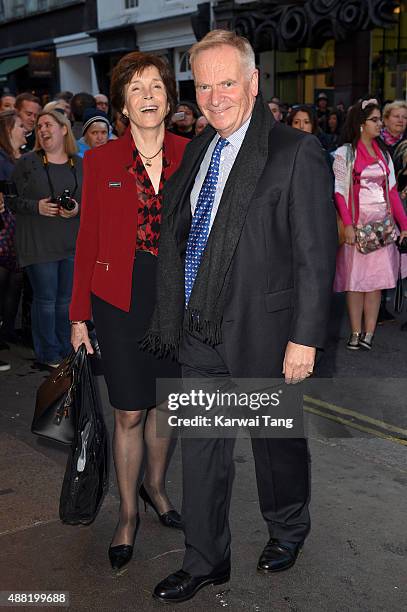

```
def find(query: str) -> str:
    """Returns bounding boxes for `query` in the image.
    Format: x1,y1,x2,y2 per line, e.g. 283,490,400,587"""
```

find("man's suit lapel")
203,96,274,277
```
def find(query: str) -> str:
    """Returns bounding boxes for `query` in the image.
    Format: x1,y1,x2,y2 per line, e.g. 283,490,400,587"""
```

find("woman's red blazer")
69,127,188,320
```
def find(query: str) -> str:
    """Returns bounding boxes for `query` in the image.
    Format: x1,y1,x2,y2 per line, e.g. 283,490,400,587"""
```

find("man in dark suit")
146,29,337,604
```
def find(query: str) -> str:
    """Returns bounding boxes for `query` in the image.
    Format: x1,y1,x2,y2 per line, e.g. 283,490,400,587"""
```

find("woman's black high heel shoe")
108,514,140,570
139,484,183,530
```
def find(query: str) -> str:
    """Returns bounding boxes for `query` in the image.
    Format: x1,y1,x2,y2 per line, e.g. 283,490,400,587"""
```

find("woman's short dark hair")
0,110,18,159
286,105,318,135
110,52,177,126
341,98,382,150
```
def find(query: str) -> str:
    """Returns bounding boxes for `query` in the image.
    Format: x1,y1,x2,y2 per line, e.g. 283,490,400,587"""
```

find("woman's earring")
360,126,363,133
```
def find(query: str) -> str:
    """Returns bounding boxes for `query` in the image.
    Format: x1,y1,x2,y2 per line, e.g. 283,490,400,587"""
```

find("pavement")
1,293,407,612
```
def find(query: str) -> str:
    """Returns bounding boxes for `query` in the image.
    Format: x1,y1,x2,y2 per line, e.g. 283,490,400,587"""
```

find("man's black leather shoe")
257,539,302,573
153,568,230,603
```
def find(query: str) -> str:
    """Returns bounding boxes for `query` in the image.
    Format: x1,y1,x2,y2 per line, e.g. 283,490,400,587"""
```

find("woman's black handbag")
31,350,82,445
59,347,109,525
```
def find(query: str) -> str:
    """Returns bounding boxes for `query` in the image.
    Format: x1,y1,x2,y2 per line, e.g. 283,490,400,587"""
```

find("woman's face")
384,107,407,136
10,117,26,149
123,65,169,130
362,109,382,140
37,114,67,153
292,111,313,134
328,114,338,132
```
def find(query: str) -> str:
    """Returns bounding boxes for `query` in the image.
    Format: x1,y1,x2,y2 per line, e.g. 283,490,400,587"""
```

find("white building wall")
54,33,98,95
97,0,201,30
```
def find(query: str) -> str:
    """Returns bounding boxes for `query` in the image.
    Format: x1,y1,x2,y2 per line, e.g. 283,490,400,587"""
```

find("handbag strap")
382,156,392,216
345,145,356,224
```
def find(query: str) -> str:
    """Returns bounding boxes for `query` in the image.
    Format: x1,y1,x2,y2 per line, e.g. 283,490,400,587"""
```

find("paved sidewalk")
1,296,407,611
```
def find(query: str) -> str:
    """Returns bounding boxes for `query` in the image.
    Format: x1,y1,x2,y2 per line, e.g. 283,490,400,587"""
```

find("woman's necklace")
137,146,163,167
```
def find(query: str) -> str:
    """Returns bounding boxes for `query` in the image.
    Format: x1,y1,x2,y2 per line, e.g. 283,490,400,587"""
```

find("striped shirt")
190,115,252,232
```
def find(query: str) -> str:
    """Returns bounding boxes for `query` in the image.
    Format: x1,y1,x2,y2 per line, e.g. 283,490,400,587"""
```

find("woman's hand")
71,322,94,354
344,225,356,245
38,197,59,217
399,230,407,241
0,193,5,214
59,199,79,219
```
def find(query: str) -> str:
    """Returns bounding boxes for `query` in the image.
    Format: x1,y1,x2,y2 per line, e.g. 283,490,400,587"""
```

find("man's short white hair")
189,29,256,78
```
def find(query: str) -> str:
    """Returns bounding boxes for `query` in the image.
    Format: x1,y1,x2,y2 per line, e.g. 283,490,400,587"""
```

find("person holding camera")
6,109,82,368
0,110,26,370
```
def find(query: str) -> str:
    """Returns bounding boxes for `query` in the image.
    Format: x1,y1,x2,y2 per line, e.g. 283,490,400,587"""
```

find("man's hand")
0,193,5,214
38,197,59,217
283,341,316,384
59,199,79,219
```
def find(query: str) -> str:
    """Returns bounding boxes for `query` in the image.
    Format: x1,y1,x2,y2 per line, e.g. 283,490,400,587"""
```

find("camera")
56,189,76,211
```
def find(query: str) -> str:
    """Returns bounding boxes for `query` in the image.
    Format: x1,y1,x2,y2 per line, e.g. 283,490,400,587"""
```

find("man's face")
84,122,109,148
0,95,16,111
193,44,258,138
317,98,328,110
19,100,41,132
96,95,109,113
268,102,282,122
55,99,72,118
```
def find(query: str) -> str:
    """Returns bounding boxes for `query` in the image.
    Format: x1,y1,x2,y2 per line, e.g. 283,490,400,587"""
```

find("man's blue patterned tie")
184,137,229,306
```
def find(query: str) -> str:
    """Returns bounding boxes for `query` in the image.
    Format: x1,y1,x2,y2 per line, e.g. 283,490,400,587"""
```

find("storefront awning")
0,56,28,77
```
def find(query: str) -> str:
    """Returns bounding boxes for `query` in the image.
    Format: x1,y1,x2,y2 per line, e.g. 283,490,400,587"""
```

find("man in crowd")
268,99,282,121
70,92,96,139
0,93,16,111
315,92,331,131
95,93,109,116
148,29,337,604
15,93,41,151
195,115,208,136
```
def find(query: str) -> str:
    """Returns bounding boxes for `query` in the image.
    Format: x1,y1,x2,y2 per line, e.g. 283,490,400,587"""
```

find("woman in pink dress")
334,99,407,350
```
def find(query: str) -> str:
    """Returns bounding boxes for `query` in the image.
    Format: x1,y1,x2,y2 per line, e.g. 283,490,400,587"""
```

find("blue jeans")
26,258,74,363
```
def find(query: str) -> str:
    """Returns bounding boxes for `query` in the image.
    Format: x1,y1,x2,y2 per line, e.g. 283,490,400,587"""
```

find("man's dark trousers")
179,331,311,577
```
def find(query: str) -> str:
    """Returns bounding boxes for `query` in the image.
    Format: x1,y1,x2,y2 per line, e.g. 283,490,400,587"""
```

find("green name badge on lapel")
109,181,121,188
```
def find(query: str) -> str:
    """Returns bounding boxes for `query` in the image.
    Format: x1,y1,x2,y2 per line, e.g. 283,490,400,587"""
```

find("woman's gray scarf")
141,96,271,357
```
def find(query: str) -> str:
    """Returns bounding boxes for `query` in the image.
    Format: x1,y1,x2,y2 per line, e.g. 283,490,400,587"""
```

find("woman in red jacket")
70,52,188,570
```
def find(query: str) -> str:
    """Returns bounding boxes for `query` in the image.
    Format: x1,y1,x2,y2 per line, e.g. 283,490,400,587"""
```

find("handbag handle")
346,145,356,225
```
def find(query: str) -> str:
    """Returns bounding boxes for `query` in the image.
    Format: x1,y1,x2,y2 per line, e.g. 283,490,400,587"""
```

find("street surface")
1,294,406,611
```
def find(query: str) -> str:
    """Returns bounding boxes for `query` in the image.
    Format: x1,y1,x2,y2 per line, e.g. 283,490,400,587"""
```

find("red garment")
334,139,407,231
69,127,188,320
127,142,169,256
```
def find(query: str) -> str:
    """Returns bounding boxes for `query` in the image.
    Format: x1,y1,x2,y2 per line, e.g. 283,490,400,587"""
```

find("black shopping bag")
59,346,109,525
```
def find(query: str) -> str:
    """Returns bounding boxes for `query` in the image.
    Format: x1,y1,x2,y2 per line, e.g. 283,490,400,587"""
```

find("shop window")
371,7,407,101
275,39,334,104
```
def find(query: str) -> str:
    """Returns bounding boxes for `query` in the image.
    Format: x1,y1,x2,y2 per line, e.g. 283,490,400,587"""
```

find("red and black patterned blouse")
127,142,170,256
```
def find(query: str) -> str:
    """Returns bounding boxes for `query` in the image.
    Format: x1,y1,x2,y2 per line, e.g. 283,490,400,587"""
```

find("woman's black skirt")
91,252,180,411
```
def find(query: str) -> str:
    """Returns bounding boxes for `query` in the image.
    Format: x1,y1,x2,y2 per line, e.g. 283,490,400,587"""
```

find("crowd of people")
1,79,405,369
0,28,406,604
